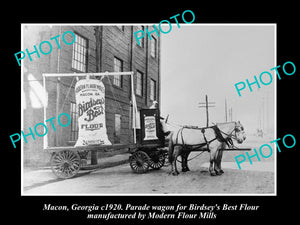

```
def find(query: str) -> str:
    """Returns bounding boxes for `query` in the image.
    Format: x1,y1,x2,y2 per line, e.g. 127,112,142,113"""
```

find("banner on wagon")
74,78,111,147
143,115,158,141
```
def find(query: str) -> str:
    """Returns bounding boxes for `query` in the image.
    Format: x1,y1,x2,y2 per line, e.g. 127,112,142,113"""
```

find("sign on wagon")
74,78,111,146
144,115,158,141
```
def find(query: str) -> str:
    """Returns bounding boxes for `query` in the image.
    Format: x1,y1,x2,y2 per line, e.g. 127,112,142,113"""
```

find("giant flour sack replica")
74,78,111,146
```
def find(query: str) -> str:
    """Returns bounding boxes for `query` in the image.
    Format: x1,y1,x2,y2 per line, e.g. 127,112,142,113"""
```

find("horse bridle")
218,122,244,147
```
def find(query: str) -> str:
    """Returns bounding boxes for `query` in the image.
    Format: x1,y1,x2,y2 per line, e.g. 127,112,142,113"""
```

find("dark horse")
168,121,246,176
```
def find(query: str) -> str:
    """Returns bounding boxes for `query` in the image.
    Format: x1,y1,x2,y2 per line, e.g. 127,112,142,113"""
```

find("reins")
176,151,206,163
218,126,240,149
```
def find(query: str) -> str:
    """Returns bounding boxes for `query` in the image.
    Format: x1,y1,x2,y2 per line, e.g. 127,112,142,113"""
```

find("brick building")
22,25,161,166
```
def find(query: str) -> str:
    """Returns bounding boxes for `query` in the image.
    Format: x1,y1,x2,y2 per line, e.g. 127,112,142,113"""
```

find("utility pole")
198,95,215,127
225,98,228,122
90,26,103,165
225,98,233,122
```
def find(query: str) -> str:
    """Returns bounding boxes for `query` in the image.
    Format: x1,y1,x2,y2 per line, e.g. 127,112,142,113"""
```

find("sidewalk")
23,152,131,191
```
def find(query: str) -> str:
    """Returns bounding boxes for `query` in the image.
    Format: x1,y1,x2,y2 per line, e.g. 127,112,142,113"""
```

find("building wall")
22,25,160,167
101,26,131,144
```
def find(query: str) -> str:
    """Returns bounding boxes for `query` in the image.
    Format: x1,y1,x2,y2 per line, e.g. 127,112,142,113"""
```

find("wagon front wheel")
129,151,150,174
50,150,81,179
148,151,166,170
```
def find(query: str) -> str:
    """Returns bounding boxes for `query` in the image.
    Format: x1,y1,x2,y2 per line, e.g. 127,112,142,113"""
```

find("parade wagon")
42,72,250,179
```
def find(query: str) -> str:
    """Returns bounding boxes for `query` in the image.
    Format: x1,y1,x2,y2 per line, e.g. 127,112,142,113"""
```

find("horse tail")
168,132,174,163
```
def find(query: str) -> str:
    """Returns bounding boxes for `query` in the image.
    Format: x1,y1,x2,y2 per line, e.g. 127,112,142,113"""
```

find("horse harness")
174,125,234,152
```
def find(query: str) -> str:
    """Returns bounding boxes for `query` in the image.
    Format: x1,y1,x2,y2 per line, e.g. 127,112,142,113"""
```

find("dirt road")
24,135,275,195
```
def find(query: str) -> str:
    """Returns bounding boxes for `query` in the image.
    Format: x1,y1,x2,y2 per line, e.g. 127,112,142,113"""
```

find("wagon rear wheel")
50,150,81,179
148,151,166,170
129,151,150,174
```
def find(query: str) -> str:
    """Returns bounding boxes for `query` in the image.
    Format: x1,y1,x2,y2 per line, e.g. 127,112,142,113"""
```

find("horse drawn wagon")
42,71,250,179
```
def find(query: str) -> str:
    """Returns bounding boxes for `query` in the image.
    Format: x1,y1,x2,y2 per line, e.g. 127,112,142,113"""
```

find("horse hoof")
182,168,189,172
172,171,179,176
210,171,217,176
216,171,223,176
219,169,224,174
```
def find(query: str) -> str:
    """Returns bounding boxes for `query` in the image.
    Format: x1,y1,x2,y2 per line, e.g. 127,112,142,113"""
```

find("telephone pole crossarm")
198,95,216,127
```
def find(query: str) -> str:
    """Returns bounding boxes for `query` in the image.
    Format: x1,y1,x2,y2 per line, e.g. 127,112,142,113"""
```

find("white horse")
168,121,246,176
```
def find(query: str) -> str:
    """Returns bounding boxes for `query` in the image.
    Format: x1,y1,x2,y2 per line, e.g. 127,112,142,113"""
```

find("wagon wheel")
148,151,166,170
50,150,81,179
129,151,150,174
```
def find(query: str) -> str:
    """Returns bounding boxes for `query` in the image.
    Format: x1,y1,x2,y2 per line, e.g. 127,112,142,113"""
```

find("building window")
70,102,78,141
136,71,143,96
113,57,123,87
114,114,121,144
150,79,156,101
136,25,144,47
72,33,88,72
150,36,157,58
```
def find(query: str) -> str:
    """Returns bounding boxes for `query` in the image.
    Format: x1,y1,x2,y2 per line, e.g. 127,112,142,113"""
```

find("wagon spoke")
61,151,68,160
55,153,64,161
69,154,77,162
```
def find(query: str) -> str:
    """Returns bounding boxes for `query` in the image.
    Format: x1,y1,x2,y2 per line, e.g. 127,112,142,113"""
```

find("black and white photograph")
5,6,298,224
20,23,276,195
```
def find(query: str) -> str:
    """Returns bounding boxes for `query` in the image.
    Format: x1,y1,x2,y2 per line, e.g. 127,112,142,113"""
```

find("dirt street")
24,135,275,195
